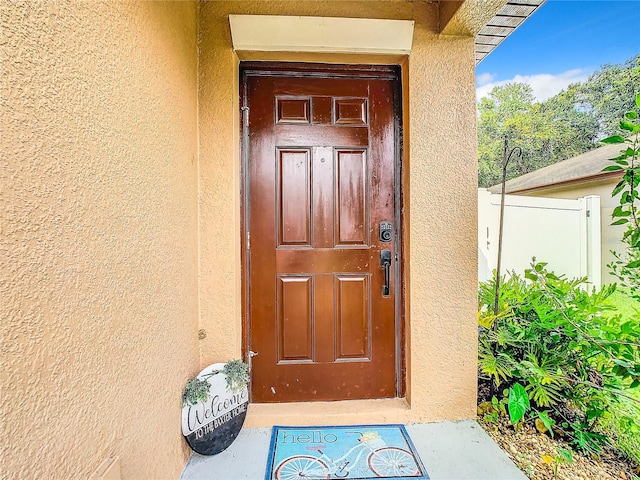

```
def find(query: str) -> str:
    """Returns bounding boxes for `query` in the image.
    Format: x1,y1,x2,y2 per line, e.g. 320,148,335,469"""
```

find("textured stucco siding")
198,1,478,423
407,24,478,420
1,1,199,478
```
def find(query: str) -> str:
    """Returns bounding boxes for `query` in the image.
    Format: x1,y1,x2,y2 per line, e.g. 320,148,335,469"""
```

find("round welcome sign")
181,361,249,455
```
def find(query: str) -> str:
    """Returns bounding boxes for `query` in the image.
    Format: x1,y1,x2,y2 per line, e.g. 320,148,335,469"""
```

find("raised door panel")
276,97,311,124
334,98,368,125
335,275,370,360
277,276,313,362
336,149,368,246
278,149,311,246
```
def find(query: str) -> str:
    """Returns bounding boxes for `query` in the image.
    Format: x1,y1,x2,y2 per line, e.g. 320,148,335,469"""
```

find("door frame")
239,62,406,400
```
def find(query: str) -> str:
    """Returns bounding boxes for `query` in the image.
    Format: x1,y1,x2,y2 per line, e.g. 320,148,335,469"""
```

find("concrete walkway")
181,420,527,480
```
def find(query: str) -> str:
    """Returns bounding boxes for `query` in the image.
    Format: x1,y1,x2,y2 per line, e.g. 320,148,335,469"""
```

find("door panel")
335,274,370,360
277,275,313,362
336,149,368,245
245,68,399,403
278,149,311,246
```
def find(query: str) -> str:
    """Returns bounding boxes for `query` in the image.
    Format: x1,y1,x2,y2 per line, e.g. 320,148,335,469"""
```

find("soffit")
474,0,546,64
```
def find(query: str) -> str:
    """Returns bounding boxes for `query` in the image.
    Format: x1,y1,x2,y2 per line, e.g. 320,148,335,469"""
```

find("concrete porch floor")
180,420,527,480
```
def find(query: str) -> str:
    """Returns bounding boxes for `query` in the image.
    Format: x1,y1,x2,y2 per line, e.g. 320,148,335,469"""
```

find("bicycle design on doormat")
273,430,421,479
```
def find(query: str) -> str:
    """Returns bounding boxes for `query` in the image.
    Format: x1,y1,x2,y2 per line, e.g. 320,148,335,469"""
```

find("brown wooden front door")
243,65,401,403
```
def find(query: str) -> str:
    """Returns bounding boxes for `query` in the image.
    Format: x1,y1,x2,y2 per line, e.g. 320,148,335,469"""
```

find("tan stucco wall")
198,1,478,424
1,1,199,478
524,179,626,285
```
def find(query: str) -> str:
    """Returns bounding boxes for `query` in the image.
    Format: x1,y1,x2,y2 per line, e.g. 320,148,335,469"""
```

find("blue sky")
476,0,640,101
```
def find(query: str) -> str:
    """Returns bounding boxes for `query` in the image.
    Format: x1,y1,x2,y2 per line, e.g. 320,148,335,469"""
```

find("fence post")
585,195,602,289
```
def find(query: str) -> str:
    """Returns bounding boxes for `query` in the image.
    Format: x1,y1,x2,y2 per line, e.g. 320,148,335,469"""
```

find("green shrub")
478,261,640,454
601,92,640,302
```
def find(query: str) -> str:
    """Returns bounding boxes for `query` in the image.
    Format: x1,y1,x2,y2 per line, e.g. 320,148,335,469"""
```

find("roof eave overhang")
501,171,623,196
439,0,546,65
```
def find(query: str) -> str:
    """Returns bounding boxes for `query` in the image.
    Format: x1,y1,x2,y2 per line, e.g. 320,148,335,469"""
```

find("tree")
477,54,640,188
477,83,597,187
578,54,640,138
478,83,534,187
540,84,600,158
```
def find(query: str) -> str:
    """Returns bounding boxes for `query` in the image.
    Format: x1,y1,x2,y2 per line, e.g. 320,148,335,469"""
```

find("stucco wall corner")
197,4,244,367
407,30,478,421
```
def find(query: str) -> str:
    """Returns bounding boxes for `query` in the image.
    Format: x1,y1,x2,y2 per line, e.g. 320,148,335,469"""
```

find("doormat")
265,424,429,480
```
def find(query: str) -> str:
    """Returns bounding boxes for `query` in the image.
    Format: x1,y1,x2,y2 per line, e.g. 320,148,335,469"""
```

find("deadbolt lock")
379,221,393,242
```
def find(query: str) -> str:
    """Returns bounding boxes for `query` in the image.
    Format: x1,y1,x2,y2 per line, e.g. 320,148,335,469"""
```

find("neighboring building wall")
2,2,199,479
523,179,625,285
198,1,478,423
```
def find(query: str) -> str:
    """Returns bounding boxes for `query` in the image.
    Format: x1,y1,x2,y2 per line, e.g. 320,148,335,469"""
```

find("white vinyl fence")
478,189,601,289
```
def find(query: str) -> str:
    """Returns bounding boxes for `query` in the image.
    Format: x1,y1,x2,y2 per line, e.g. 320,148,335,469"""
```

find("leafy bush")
601,92,640,302
478,261,640,454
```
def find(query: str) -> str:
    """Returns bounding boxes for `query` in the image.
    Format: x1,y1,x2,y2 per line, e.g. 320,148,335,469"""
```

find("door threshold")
244,398,411,427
